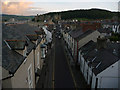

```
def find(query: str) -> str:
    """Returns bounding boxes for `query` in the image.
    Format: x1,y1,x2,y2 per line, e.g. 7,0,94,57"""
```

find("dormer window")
4,40,26,56
113,49,117,56
26,34,38,45
36,39,38,45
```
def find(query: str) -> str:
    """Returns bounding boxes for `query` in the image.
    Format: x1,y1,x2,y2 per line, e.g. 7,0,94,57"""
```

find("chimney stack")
97,36,107,49
23,41,28,56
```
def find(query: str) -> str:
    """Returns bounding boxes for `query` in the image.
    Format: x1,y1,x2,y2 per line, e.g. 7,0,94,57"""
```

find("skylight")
92,57,96,62
96,61,102,68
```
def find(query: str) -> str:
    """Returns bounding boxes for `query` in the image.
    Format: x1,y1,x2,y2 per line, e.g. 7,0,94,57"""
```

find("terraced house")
60,21,101,64
63,28,100,64
2,24,47,88
78,37,120,88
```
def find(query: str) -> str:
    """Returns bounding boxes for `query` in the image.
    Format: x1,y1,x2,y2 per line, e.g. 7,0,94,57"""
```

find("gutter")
2,72,14,80
76,40,78,64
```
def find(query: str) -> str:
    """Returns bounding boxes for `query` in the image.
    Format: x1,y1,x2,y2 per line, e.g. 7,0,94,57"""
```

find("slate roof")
69,28,83,38
97,28,112,34
2,24,39,40
26,34,38,41
36,36,42,46
35,28,46,35
5,40,26,50
2,23,39,54
26,40,35,55
101,21,113,25
80,41,119,75
106,42,120,58
92,49,119,75
79,40,96,55
2,24,39,74
2,41,26,74
69,29,94,40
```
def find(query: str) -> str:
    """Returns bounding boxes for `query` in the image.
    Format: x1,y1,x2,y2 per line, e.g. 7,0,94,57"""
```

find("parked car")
58,36,61,39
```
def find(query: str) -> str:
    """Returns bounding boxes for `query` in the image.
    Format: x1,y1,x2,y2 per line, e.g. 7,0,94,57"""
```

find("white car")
58,36,61,39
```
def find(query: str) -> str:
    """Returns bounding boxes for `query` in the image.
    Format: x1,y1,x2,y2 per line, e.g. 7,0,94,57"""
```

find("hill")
43,8,119,20
1,14,34,21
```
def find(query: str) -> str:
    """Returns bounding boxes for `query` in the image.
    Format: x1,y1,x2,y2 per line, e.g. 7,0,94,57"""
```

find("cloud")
25,7,47,15
2,0,33,15
2,0,48,15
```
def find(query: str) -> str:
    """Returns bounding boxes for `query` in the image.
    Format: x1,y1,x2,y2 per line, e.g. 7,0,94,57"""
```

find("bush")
109,35,120,41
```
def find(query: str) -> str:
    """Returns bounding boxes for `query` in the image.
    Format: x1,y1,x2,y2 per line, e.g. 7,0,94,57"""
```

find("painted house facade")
26,34,46,84
68,29,100,63
60,21,101,63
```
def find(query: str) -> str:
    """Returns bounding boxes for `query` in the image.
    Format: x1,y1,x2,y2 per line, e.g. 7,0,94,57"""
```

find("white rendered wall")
43,26,52,43
97,60,120,88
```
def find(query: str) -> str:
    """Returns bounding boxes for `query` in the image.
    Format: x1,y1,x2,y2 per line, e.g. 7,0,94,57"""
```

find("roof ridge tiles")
5,40,26,42
26,34,38,36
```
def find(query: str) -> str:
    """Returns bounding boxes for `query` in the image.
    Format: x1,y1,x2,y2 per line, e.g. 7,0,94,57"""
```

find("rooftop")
35,29,46,35
5,40,26,50
80,41,120,75
69,29,94,40
2,41,26,74
26,34,38,41
2,23,39,74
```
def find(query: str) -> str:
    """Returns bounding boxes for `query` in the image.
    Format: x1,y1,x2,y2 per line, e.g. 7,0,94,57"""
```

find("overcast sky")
1,0,120,16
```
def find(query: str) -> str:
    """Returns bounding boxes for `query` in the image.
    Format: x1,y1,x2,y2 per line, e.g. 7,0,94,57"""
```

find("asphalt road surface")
54,37,75,88
36,28,88,89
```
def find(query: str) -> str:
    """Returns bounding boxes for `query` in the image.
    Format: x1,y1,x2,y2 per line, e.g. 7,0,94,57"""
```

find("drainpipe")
74,41,75,61
95,78,98,90
76,40,78,66
87,65,89,83
90,67,94,88
79,53,82,69
83,60,85,74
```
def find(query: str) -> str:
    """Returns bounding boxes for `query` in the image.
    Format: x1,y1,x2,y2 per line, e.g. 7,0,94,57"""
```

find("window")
43,49,45,58
23,50,27,56
23,59,27,64
28,64,33,88
41,48,45,58
37,52,40,69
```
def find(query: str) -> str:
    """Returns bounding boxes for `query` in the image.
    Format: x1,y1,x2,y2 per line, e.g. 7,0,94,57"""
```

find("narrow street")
54,36,75,88
36,32,76,88
36,29,88,89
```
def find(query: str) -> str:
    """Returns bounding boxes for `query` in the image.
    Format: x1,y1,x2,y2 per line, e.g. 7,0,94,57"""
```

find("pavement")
61,37,90,89
36,33,55,89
